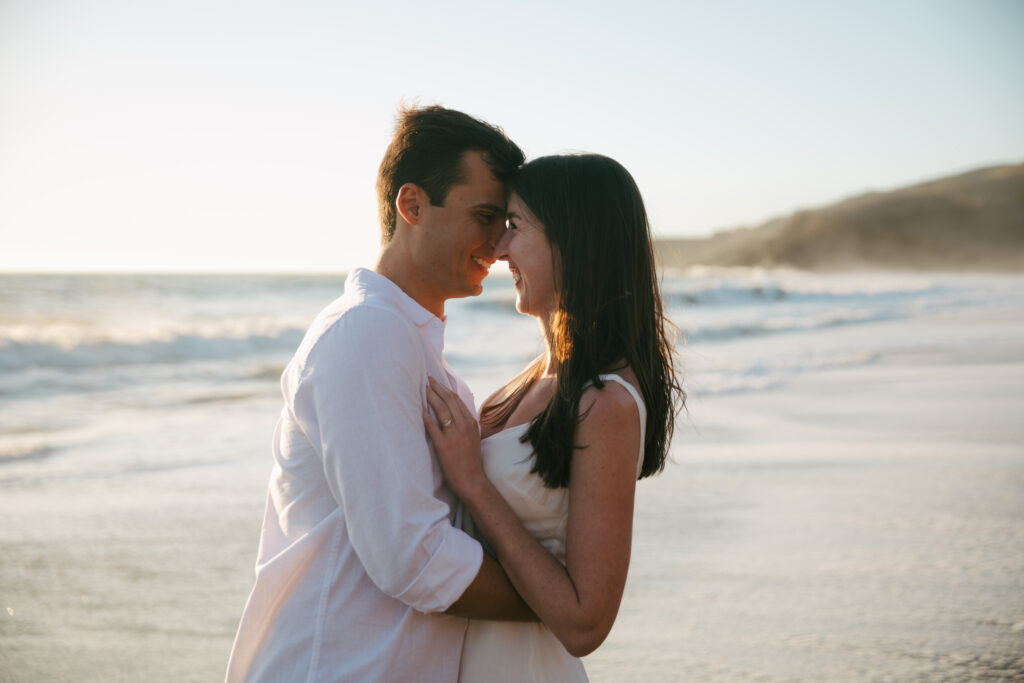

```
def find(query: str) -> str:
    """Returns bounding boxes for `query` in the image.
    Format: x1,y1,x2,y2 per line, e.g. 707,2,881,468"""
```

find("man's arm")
446,553,536,621
295,306,483,613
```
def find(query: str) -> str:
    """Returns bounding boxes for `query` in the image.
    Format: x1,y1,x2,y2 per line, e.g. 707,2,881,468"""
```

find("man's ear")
396,183,426,226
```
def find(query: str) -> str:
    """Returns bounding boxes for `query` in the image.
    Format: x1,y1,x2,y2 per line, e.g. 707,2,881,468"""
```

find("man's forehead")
461,151,506,185
446,178,506,207
459,148,495,174
448,154,507,207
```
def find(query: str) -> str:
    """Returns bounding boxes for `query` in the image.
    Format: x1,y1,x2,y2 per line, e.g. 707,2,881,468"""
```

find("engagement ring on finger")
442,418,453,428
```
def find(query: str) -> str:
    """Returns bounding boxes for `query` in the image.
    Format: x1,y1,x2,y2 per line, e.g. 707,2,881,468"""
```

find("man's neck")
375,245,445,319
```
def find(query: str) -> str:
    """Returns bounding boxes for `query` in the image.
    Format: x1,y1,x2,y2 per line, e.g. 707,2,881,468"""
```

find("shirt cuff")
394,526,484,614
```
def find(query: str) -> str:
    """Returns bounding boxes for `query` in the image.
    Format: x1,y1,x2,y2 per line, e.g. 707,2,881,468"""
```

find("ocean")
2,268,1023,681
2,268,1019,477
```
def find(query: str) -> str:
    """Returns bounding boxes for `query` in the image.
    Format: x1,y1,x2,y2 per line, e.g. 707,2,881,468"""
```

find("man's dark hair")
376,105,524,243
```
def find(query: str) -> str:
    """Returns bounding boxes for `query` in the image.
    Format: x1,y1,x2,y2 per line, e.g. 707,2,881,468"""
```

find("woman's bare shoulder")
578,373,641,434
573,373,643,480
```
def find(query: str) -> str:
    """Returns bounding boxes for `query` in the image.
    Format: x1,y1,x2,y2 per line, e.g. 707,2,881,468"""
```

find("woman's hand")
422,376,486,498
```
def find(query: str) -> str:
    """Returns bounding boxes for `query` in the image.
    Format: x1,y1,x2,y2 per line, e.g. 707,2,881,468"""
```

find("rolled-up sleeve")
291,304,482,613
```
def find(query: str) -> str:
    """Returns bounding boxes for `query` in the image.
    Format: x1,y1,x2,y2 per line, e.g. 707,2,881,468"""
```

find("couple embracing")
226,105,683,682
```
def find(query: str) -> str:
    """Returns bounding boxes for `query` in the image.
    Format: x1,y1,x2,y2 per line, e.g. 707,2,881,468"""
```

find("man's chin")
462,277,486,297
445,282,484,301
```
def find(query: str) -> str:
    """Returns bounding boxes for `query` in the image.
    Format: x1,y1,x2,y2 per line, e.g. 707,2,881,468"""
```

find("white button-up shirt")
226,269,484,682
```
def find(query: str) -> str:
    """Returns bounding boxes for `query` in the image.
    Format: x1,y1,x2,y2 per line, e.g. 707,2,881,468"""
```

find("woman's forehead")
506,194,541,225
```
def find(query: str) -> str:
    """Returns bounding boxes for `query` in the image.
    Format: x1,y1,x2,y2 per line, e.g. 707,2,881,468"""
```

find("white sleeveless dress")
458,374,647,683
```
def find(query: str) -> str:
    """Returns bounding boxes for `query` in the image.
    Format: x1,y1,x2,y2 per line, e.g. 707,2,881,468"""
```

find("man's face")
417,150,508,305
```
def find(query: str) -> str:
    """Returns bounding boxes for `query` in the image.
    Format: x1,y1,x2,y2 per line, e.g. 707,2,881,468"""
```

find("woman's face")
496,193,558,320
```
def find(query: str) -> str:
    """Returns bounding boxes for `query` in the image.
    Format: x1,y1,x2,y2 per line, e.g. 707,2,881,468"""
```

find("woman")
423,154,683,681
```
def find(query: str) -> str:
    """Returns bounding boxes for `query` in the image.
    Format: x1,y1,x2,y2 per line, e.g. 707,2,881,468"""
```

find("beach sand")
2,304,1023,681
587,305,1024,681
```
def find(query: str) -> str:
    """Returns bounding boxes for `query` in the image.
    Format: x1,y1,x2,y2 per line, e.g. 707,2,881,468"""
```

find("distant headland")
654,163,1024,271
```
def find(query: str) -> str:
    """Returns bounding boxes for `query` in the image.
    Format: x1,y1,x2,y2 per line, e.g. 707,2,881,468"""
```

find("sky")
1,0,1022,273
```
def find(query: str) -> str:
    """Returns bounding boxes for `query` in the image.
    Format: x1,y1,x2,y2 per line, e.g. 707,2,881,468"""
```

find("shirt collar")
344,268,447,350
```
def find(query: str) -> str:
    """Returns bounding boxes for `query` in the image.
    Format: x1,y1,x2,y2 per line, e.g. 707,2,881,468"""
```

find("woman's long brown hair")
480,154,684,488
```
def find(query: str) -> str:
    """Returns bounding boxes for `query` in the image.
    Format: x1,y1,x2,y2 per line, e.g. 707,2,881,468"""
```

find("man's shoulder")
321,288,413,329
300,294,422,362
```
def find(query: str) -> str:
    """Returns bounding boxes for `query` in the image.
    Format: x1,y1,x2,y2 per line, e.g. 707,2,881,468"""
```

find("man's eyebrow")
471,203,505,213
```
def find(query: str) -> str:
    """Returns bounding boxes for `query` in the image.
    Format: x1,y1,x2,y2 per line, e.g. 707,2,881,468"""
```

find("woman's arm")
423,376,641,657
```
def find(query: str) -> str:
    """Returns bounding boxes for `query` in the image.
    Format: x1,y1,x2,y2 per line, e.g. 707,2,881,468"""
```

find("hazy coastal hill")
655,163,1024,271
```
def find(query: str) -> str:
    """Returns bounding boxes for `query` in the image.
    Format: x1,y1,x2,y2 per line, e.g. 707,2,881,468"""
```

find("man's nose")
487,219,506,247
493,228,511,260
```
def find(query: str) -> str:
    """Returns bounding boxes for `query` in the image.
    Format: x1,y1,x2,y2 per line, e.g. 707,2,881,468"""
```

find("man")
226,106,530,682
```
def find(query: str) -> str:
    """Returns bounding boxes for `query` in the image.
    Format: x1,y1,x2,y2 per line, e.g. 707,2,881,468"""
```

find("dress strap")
593,374,647,478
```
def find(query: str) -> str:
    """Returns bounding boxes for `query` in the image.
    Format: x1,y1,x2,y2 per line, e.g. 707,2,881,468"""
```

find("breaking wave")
0,318,305,371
